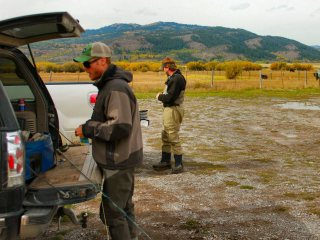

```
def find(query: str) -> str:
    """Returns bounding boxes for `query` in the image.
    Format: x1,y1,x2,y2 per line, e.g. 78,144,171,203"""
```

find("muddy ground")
36,96,320,240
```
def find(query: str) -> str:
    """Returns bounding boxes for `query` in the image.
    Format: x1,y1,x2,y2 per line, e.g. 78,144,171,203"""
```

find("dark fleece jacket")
82,64,143,170
158,69,186,107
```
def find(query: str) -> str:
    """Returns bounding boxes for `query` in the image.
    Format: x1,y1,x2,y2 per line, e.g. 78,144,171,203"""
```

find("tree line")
36,61,315,80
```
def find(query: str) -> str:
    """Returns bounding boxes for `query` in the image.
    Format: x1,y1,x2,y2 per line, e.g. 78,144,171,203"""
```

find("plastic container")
80,137,90,145
18,98,25,111
25,133,55,181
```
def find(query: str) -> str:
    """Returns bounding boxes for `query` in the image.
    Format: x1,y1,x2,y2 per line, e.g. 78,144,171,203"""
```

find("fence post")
185,67,188,81
158,71,162,85
304,71,308,88
49,71,53,82
211,69,214,88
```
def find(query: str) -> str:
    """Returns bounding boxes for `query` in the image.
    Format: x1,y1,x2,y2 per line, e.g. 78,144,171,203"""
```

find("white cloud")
230,3,251,11
134,8,158,17
268,5,295,12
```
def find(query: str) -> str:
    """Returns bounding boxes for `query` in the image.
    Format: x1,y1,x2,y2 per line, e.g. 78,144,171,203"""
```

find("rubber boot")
152,152,171,171
172,154,183,174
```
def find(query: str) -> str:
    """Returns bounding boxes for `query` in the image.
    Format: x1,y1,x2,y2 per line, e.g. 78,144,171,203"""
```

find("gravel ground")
36,96,320,240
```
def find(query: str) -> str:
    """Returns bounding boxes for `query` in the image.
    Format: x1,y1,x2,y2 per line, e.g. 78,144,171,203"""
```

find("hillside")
24,22,320,63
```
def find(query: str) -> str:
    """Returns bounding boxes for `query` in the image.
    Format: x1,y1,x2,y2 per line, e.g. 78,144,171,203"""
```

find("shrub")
215,62,227,71
186,61,206,71
61,62,82,73
225,61,243,79
241,61,262,71
37,62,59,73
270,62,287,71
291,63,313,71
115,61,130,70
204,61,219,71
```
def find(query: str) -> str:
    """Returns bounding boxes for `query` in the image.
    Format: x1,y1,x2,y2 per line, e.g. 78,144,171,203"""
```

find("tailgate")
23,145,101,206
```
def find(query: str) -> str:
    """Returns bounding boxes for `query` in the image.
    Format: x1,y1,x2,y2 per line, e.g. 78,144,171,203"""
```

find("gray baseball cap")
73,42,112,62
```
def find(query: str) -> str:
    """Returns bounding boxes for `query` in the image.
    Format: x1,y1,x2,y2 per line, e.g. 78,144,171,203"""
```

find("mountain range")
27,22,320,63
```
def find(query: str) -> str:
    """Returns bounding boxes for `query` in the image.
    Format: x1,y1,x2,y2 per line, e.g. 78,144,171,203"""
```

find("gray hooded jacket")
82,64,143,170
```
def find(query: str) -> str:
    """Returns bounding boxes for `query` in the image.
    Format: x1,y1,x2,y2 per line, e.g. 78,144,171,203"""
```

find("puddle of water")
277,102,320,111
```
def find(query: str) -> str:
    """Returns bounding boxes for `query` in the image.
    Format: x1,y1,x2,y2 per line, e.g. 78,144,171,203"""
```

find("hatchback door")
0,12,84,47
0,12,100,207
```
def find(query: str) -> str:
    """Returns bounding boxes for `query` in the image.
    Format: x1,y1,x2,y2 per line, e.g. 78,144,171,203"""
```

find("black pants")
99,168,137,240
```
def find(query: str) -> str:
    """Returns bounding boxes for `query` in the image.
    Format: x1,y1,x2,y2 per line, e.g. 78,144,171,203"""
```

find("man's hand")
75,125,84,137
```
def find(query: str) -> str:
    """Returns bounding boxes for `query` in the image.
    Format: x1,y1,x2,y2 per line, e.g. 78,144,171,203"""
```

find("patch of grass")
252,158,275,164
136,88,320,99
284,191,320,201
240,185,255,190
136,92,158,99
257,170,278,184
58,215,72,223
186,161,227,175
181,219,202,231
225,180,240,187
273,205,289,213
308,206,320,217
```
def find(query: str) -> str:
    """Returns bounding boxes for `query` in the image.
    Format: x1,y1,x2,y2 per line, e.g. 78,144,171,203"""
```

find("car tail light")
5,131,25,188
89,93,98,108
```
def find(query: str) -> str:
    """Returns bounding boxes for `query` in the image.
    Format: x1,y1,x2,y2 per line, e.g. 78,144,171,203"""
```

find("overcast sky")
1,0,319,45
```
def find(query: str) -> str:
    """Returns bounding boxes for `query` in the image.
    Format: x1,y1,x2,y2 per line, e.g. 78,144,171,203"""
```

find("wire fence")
182,70,320,90
40,70,320,91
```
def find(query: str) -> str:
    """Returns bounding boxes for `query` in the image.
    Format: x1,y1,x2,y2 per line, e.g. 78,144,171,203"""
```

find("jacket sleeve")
82,91,132,141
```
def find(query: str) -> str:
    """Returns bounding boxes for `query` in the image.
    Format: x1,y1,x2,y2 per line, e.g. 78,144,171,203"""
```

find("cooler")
25,133,55,181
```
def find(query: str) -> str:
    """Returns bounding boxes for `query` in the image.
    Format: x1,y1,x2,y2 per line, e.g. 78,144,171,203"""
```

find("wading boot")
152,152,171,171
172,154,183,174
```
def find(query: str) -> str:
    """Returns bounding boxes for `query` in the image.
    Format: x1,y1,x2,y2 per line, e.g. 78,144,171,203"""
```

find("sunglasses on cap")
83,58,100,68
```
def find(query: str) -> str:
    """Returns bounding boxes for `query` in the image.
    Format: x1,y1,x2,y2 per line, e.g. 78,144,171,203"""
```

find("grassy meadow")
40,68,320,99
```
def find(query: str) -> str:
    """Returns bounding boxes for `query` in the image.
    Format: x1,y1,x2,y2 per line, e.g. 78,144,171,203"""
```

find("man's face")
82,58,105,81
163,66,170,76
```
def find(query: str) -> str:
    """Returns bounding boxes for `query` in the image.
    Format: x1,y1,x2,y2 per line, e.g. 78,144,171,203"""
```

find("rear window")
2,23,62,39
0,58,34,102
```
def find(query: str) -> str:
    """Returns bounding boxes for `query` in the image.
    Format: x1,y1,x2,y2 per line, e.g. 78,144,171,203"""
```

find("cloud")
268,5,295,12
310,7,320,17
230,3,250,11
134,8,158,17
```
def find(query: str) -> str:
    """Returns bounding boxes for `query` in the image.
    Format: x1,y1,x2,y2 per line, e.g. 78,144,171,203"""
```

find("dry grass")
40,69,320,92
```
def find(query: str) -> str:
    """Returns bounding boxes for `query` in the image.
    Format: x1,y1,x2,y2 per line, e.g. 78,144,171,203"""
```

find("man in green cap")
74,42,143,240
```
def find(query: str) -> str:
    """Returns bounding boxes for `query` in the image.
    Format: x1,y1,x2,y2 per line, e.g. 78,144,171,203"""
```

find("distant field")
40,69,320,92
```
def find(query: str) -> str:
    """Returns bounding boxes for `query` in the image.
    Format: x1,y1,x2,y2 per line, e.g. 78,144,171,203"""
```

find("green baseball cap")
73,42,112,62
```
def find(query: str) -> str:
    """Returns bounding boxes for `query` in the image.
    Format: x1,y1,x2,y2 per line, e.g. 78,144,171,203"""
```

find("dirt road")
37,96,320,240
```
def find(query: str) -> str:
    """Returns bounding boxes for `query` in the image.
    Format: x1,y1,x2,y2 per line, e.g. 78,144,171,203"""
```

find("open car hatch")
0,12,84,47
23,145,101,206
